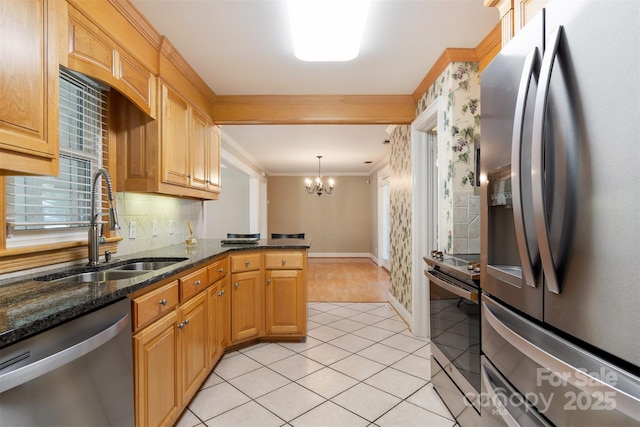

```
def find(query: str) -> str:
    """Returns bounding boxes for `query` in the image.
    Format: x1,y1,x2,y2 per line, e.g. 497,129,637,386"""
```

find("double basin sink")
35,258,188,284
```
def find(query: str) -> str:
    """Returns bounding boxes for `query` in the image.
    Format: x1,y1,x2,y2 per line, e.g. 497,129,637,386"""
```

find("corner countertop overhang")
0,239,311,349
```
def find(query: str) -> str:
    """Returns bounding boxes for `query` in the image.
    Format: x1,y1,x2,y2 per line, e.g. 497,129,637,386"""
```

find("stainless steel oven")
425,254,481,426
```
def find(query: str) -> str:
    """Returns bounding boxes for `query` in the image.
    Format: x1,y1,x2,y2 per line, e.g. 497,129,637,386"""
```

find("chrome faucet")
88,168,120,266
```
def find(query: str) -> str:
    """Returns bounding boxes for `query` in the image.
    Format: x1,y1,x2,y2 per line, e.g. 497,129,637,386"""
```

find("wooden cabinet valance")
67,4,156,118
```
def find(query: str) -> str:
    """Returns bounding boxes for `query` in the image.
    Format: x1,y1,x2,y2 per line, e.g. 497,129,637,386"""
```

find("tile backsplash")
115,192,204,256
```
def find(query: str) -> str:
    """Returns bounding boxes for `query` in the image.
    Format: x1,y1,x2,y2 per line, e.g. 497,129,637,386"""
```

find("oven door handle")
424,270,478,303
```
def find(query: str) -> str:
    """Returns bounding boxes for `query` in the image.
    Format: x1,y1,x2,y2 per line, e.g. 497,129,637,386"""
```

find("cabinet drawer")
230,253,262,273
207,258,228,284
180,267,208,300
133,280,179,330
265,252,304,270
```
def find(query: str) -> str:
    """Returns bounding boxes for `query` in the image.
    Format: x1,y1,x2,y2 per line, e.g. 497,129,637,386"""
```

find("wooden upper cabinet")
161,83,190,187
67,4,155,118
190,108,209,190
0,0,59,176
486,0,547,47
114,85,221,200
207,125,221,193
159,82,220,198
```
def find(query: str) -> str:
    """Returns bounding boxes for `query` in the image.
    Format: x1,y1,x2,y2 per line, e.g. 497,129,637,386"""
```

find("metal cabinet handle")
184,319,190,326
245,261,250,267
177,322,185,330
267,278,271,285
218,268,223,272
194,280,201,287
234,282,239,289
281,259,286,265
159,299,168,306
221,290,225,296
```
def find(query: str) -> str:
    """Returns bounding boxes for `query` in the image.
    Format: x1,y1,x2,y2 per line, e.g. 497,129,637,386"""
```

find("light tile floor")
175,302,457,427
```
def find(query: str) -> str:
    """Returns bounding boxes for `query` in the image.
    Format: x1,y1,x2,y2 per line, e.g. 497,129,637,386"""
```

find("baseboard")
388,293,412,332
308,252,372,258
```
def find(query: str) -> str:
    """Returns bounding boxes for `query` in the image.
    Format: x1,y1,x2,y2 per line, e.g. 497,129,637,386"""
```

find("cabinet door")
265,269,306,335
231,269,264,343
207,277,230,366
179,291,208,405
0,0,58,175
207,125,221,192
217,278,230,350
161,84,189,186
189,109,208,190
133,310,180,427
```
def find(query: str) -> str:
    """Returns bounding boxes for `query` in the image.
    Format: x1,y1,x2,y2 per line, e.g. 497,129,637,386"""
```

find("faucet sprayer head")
109,207,120,231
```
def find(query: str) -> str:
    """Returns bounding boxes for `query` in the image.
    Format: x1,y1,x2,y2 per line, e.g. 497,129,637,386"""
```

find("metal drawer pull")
218,268,223,272
234,283,239,289
267,278,271,285
177,322,185,329
194,280,201,287
159,299,168,306
282,259,286,265
245,261,250,267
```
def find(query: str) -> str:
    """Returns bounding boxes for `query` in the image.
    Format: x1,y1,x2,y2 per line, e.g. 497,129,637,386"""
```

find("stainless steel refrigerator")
480,0,640,425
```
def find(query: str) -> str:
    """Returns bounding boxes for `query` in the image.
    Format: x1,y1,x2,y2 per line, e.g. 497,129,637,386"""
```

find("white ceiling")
131,0,499,175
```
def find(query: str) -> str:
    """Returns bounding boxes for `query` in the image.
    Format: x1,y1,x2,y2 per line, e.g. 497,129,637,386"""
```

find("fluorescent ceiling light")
287,0,370,62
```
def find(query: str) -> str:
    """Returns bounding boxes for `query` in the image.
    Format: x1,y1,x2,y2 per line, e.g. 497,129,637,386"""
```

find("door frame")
410,98,442,338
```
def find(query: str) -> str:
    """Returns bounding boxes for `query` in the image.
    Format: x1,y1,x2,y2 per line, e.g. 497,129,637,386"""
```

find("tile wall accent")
115,192,204,256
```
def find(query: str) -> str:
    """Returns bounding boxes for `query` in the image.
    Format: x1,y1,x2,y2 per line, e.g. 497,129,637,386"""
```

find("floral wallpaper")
389,61,482,315
416,61,481,255
389,124,412,312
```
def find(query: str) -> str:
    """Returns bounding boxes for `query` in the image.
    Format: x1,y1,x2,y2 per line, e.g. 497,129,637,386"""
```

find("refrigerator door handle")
531,26,563,294
483,298,640,422
511,47,540,288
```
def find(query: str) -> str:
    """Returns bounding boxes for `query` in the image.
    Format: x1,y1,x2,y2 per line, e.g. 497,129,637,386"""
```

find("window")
5,69,109,247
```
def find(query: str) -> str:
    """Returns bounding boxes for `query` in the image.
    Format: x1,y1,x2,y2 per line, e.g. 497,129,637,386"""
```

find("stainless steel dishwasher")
0,298,134,426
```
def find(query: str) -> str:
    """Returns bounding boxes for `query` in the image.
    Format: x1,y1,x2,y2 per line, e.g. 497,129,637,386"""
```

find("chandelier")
305,155,334,196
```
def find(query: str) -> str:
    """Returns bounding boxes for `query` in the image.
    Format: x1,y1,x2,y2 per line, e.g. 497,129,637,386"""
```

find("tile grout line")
182,301,454,426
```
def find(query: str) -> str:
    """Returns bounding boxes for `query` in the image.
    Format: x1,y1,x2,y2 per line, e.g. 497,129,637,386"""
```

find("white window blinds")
6,69,108,233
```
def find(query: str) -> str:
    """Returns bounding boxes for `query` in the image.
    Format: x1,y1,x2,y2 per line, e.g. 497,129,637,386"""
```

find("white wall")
203,165,251,238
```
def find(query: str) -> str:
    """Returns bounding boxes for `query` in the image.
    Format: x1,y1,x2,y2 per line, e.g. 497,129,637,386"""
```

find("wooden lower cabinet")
230,269,264,343
178,291,208,405
265,269,306,336
207,277,229,366
132,250,307,426
133,310,180,427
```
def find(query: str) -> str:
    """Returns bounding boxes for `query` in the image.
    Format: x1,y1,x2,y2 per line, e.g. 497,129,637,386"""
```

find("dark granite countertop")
0,239,311,349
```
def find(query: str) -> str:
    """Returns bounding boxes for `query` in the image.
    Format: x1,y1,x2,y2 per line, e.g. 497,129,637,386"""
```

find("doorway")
410,98,441,338
378,166,391,271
